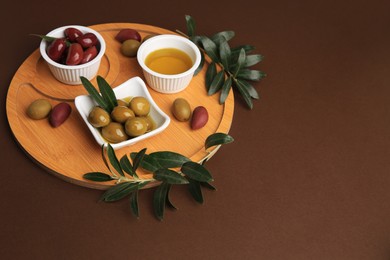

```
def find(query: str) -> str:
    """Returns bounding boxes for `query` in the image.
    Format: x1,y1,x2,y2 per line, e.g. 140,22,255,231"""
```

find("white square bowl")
75,76,171,150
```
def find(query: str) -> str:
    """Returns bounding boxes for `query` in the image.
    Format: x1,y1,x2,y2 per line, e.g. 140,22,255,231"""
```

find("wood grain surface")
6,23,234,190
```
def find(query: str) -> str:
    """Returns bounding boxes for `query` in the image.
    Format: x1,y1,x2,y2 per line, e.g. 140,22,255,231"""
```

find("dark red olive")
47,38,67,62
80,46,98,64
66,43,84,65
64,27,83,42
76,33,98,48
115,28,141,42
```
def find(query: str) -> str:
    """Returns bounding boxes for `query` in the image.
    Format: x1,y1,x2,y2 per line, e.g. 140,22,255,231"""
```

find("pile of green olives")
87,96,155,143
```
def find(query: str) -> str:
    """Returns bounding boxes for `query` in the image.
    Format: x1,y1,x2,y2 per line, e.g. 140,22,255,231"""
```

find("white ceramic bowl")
39,25,106,85
137,34,201,94
74,76,171,150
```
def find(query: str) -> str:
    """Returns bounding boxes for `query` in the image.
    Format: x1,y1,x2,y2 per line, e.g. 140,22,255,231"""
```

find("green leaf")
120,154,134,177
200,181,217,191
234,80,253,109
205,133,234,149
130,153,161,172
190,35,202,46
101,144,111,172
181,161,213,182
244,54,263,67
107,144,124,177
200,36,219,63
237,79,259,99
97,76,117,113
80,76,108,112
205,62,217,90
231,44,255,55
194,50,204,76
219,76,232,104
234,48,246,76
237,69,266,81
219,38,231,70
188,179,203,204
83,172,113,182
132,148,146,173
129,191,140,218
101,182,146,202
153,182,170,221
154,169,189,184
211,31,235,44
149,151,190,168
166,184,177,210
185,15,196,37
208,70,225,96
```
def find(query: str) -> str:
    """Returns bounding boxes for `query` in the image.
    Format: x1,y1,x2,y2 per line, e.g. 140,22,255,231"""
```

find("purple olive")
64,27,83,42
76,33,98,48
66,43,83,65
47,38,67,62
80,46,98,64
115,28,141,42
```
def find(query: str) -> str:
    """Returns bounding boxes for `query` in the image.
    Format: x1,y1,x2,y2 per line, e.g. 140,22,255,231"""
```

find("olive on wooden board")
88,106,111,128
101,122,129,143
27,99,52,120
49,102,72,127
129,96,150,116
120,39,141,57
115,29,141,43
125,117,148,137
111,106,135,123
172,98,191,122
191,106,208,130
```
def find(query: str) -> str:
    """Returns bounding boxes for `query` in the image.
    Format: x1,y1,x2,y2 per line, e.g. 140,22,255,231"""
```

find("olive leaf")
83,172,113,182
234,80,253,109
107,144,124,177
200,36,219,63
194,51,205,76
219,76,232,104
234,48,246,77
185,15,196,37
129,191,140,218
219,38,231,70
211,31,235,44
153,182,170,220
206,62,217,89
244,54,263,67
188,179,203,204
97,76,117,113
200,181,217,191
130,153,161,172
120,154,134,177
154,169,189,184
208,70,225,96
205,132,234,149
101,182,147,202
237,69,266,82
165,184,177,210
237,79,259,99
80,76,109,112
132,148,146,174
181,161,213,182
149,151,190,169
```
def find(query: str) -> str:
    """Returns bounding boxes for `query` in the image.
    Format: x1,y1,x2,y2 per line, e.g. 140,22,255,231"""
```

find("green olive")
172,98,191,122
129,96,150,116
111,106,135,123
142,116,155,132
125,117,148,137
121,39,141,57
101,122,129,143
117,99,128,107
88,106,111,128
27,99,52,120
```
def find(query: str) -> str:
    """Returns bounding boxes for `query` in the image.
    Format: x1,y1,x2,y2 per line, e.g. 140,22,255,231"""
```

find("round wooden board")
6,23,234,190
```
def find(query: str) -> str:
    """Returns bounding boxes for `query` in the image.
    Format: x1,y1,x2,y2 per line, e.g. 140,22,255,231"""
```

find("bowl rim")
39,25,106,70
136,34,201,79
74,76,171,149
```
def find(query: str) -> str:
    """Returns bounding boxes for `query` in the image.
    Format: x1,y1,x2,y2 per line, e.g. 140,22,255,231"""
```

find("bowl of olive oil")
137,34,201,94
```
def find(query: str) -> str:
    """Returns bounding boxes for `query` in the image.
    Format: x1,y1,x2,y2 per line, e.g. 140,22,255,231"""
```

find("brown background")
1,0,390,259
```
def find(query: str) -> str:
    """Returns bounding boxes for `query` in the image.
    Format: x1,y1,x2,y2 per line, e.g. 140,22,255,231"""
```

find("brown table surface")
2,0,390,259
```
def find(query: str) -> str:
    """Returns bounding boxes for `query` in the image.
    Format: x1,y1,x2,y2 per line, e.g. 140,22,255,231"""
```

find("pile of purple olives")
46,27,100,66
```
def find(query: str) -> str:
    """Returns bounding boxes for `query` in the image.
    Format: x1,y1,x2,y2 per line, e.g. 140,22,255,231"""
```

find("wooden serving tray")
6,23,234,190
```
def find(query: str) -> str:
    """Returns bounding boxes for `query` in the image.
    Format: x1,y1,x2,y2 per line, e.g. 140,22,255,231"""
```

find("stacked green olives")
87,96,154,143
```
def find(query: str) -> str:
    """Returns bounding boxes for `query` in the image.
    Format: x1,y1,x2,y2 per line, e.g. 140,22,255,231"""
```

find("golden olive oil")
145,48,193,75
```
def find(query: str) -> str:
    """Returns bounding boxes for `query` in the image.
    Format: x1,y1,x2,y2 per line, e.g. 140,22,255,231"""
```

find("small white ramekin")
39,25,106,85
137,34,201,94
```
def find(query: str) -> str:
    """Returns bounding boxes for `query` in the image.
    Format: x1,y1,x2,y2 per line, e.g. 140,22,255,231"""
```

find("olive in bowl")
39,25,106,85
74,76,171,150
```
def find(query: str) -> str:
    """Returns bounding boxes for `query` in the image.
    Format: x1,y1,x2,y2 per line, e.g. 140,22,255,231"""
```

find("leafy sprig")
177,15,266,109
83,132,234,220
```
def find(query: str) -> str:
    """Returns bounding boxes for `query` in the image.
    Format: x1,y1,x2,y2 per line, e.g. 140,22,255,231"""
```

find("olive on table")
172,98,191,122
120,39,141,57
88,106,111,128
101,122,129,143
111,106,135,123
125,117,148,137
27,99,52,120
129,96,150,116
